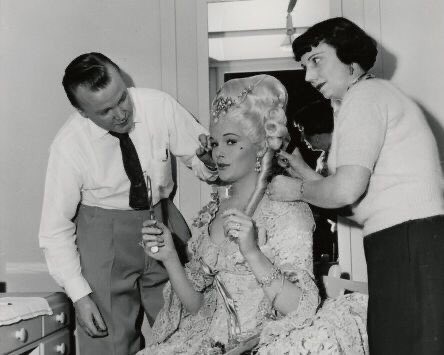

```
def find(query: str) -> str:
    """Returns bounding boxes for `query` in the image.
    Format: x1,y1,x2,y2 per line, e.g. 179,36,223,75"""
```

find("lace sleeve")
257,197,319,315
184,257,215,292
258,198,314,274
254,198,320,345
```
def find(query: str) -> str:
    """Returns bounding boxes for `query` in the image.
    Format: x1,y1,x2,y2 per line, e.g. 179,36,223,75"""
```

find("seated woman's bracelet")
256,266,282,288
299,180,305,198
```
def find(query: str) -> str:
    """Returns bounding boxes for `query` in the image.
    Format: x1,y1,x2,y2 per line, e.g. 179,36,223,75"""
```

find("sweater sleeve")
335,82,387,171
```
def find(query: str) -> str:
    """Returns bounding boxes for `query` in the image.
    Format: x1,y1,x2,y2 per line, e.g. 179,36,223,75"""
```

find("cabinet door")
39,328,72,355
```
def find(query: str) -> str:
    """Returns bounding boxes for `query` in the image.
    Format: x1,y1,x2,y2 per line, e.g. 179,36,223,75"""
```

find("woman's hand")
142,220,177,262
277,149,310,179
222,209,260,258
267,175,303,202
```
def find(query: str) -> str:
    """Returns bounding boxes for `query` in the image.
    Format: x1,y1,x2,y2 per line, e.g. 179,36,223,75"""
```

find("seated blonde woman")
138,75,367,354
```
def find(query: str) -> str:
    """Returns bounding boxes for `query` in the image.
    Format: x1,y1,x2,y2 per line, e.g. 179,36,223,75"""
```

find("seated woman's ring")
233,222,241,231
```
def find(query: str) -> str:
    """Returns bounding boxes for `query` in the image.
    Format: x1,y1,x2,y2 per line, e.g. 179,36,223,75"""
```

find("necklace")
217,185,232,200
348,72,375,91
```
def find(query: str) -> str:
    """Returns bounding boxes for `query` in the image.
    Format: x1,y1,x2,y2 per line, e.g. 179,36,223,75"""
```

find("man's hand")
196,134,216,170
74,295,108,338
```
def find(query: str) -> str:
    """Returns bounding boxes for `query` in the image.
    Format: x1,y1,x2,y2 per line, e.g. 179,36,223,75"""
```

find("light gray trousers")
75,199,190,355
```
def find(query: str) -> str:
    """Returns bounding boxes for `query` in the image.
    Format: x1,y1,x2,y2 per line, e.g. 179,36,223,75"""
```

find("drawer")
39,328,72,355
43,298,71,336
0,316,42,354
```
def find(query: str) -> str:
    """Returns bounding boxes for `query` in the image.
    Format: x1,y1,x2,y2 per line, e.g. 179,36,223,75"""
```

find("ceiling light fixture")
280,0,298,52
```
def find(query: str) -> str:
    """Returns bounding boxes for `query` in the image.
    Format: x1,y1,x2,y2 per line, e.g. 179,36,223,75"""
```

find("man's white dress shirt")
39,88,215,302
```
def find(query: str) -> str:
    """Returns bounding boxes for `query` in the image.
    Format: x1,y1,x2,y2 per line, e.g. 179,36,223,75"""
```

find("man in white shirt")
38,52,216,354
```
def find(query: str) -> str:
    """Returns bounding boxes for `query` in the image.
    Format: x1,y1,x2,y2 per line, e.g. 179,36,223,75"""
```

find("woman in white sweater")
268,17,444,355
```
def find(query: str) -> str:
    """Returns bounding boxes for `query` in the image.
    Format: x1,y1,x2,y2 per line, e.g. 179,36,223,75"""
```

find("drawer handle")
56,343,66,354
15,327,28,342
55,312,66,324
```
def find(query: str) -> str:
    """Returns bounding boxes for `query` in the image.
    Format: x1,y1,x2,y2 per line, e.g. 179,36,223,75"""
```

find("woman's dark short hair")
62,52,120,109
292,17,378,71
294,100,333,136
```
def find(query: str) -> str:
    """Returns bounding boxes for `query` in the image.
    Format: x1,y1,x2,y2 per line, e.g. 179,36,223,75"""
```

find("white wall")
379,0,444,160
0,0,165,292
342,0,444,159
172,0,214,224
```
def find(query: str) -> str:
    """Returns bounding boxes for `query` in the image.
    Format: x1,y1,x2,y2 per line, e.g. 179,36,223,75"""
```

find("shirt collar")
88,118,109,140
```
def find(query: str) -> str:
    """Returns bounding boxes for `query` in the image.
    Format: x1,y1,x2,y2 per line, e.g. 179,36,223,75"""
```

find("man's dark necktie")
109,132,148,210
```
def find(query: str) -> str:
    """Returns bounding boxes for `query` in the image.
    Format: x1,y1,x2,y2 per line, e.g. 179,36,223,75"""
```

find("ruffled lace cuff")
185,259,215,292
259,286,319,347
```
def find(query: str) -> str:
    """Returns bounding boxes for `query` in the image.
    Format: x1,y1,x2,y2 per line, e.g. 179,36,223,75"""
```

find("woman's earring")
255,156,261,172
349,65,354,75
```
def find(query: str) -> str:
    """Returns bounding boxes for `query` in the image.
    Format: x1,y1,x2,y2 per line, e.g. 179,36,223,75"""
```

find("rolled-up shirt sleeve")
39,147,92,302
164,94,218,181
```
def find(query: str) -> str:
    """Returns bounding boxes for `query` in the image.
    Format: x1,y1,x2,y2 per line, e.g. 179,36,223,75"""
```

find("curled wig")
210,74,290,215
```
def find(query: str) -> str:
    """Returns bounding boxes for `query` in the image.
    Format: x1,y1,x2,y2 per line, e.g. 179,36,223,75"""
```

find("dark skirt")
364,215,444,355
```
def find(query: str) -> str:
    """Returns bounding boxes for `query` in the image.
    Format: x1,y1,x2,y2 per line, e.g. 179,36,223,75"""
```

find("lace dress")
138,194,319,354
257,292,369,354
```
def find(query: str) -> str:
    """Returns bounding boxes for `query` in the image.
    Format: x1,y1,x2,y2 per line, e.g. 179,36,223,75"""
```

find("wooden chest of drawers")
0,292,74,355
